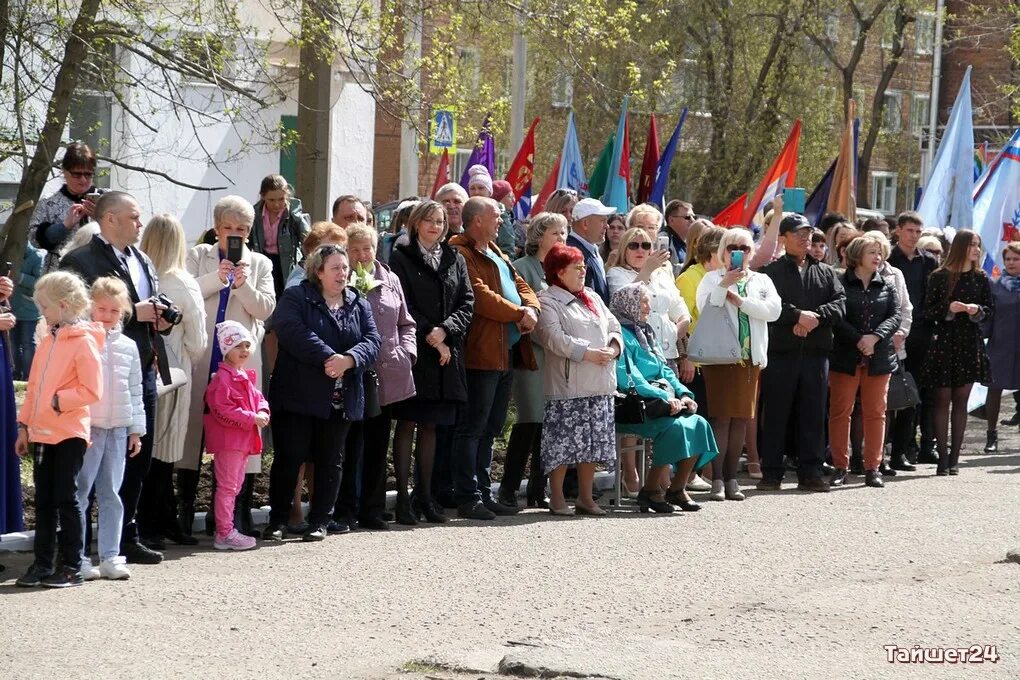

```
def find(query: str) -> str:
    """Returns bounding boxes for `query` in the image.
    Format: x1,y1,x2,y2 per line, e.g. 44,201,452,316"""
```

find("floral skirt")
540,395,616,473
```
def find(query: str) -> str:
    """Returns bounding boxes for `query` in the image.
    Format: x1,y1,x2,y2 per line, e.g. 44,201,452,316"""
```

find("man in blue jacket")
567,198,616,304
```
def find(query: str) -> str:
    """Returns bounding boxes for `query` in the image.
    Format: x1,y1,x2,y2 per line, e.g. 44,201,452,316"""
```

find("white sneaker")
725,479,745,501
708,480,726,501
81,560,101,581
686,474,713,492
99,556,131,580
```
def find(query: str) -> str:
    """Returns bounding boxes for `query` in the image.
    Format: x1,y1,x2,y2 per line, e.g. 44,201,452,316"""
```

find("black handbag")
363,369,382,419
614,353,646,424
886,364,920,411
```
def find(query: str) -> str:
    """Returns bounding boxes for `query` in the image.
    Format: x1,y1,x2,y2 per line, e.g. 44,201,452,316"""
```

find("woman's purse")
886,364,920,411
363,369,382,419
614,352,646,424
687,299,742,365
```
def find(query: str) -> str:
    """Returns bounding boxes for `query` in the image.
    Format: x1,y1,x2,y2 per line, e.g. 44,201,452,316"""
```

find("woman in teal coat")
611,284,718,513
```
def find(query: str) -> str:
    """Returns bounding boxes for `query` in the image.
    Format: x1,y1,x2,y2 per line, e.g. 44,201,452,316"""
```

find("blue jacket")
269,280,381,420
12,244,43,320
615,326,693,401
567,233,609,304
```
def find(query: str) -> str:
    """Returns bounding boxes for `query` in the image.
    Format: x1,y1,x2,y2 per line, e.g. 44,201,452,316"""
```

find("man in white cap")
435,183,468,236
567,197,617,303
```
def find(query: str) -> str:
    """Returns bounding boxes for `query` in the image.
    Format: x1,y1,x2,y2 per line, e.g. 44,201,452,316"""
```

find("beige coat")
152,270,207,464
179,243,275,472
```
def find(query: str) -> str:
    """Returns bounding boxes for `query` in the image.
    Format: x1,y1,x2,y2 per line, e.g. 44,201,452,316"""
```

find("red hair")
543,243,584,286
543,243,599,316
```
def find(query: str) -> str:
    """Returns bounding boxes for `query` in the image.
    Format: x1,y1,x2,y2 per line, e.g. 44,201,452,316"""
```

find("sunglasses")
318,244,348,257
627,241,653,251
925,248,943,257
678,214,695,220
726,245,752,253
67,171,94,179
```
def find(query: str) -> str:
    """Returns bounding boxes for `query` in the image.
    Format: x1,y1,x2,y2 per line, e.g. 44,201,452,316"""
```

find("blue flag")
972,127,1020,274
601,97,630,214
917,67,974,231
648,108,688,209
557,111,588,195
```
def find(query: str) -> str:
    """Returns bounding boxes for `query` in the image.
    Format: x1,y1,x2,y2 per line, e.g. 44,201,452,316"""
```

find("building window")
551,67,573,109
452,148,474,182
915,13,935,55
910,93,930,136
457,48,481,92
882,91,902,132
903,174,920,211
871,172,898,214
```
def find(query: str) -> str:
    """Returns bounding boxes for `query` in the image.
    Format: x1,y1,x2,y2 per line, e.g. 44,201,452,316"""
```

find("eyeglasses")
318,244,348,257
726,244,752,253
67,171,94,179
552,188,578,198
627,241,653,251
567,264,587,272
678,214,695,221
419,217,445,226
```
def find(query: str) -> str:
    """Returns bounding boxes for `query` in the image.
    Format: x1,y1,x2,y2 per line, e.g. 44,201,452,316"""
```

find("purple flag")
459,114,496,190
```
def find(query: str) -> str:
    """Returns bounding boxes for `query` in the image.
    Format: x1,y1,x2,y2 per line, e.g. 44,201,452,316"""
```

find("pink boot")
214,529,256,551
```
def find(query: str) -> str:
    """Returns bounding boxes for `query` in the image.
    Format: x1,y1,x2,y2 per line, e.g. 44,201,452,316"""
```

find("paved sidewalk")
2,418,1017,679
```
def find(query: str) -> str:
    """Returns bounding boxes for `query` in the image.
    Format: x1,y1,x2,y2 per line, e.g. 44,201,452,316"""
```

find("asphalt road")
2,417,1017,679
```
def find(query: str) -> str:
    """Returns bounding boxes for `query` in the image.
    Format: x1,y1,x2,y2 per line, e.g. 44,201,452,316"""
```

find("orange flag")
827,100,857,221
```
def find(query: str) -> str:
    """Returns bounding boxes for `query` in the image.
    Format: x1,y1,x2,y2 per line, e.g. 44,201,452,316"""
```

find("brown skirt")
701,363,762,419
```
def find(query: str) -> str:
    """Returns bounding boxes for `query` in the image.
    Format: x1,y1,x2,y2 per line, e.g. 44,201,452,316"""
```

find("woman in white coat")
140,214,208,540
695,228,781,501
182,196,276,536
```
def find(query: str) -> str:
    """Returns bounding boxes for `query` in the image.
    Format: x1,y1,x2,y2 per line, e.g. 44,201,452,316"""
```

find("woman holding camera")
181,196,275,536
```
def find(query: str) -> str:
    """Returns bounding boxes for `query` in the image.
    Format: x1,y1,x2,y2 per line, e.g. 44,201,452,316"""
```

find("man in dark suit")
61,191,171,565
567,198,616,304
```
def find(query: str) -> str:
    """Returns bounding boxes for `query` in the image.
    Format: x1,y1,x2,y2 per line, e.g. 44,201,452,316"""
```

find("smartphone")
2,261,11,278
783,187,806,214
226,235,243,264
656,234,670,252
83,191,101,203
730,250,744,270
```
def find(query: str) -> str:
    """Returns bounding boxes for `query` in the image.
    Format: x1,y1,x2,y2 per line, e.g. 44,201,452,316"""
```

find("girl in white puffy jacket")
76,277,146,581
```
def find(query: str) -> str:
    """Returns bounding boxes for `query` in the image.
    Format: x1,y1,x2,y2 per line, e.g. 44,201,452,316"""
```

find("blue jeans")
77,427,127,562
451,368,514,505
11,319,37,381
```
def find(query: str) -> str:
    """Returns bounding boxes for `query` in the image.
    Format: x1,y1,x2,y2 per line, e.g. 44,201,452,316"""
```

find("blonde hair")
917,234,944,256
525,212,568,257
863,230,891,259
845,235,885,270
213,195,255,231
346,223,379,247
90,276,133,320
607,227,651,269
625,203,663,231
140,213,187,275
34,271,91,322
682,218,714,268
716,228,755,263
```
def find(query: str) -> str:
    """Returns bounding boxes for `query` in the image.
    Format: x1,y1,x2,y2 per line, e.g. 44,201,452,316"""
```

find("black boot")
233,473,259,538
175,468,199,538
849,453,865,475
395,495,417,526
984,429,998,453
879,459,897,477
890,452,916,472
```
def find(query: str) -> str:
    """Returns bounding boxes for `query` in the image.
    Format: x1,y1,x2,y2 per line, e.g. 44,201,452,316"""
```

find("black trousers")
137,459,177,540
33,438,86,572
335,406,391,522
501,422,544,501
120,368,157,547
269,409,351,528
760,353,829,482
431,424,454,501
891,333,934,455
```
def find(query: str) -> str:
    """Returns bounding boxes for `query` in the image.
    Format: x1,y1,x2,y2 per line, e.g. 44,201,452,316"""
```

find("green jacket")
247,198,311,287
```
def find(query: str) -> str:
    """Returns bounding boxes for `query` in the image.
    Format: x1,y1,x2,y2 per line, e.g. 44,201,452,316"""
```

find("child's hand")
15,429,28,457
255,412,270,428
127,434,142,457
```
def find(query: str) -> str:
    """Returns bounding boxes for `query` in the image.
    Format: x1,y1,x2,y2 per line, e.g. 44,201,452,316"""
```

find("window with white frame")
871,172,898,214
882,91,903,132
551,66,573,109
910,93,930,136
903,174,920,211
915,13,935,55
457,47,481,92
452,148,474,182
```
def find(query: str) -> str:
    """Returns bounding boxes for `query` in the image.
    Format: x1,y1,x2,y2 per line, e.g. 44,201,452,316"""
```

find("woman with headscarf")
611,284,718,513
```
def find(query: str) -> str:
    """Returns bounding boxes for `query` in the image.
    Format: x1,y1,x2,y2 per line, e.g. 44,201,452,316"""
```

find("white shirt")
99,234,151,299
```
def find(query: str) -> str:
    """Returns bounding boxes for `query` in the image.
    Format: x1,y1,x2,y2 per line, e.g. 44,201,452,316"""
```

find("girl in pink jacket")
15,272,103,588
204,320,269,550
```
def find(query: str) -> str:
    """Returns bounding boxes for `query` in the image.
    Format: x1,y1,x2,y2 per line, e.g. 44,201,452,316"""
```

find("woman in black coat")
263,245,380,541
388,201,474,525
828,234,901,489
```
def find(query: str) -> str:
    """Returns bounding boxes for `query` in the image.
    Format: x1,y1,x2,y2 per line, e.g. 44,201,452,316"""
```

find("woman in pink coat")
203,320,270,551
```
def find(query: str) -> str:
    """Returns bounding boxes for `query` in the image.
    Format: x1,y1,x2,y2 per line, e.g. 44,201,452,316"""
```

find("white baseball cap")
571,197,617,221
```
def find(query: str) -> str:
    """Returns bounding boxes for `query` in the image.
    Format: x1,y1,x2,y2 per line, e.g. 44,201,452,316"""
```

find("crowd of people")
1,142,1017,588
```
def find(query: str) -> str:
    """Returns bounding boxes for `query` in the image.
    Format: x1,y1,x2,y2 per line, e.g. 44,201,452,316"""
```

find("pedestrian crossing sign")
430,108,456,154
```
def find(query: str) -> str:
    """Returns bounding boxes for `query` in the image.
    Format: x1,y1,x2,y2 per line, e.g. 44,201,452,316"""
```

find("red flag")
504,118,540,206
636,115,660,204
621,112,631,195
430,149,450,199
739,120,801,228
714,193,748,227
531,153,562,214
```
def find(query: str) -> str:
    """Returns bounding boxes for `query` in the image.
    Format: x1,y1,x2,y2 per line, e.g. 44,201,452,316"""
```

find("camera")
154,293,183,326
